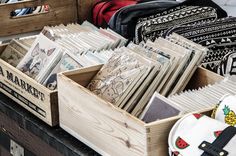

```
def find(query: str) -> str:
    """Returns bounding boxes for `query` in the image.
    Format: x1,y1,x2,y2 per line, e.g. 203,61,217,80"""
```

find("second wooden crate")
57,65,223,156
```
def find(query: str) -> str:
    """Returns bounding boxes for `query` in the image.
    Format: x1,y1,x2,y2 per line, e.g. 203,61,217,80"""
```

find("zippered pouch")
109,0,180,39
165,17,236,73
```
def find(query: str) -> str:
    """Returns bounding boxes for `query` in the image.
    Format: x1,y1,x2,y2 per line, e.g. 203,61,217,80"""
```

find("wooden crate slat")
0,0,78,37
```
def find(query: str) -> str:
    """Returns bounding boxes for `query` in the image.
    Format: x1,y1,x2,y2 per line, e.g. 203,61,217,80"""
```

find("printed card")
141,92,181,123
17,33,62,82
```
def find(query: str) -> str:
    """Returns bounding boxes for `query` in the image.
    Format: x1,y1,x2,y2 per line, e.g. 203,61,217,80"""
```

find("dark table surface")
0,93,100,156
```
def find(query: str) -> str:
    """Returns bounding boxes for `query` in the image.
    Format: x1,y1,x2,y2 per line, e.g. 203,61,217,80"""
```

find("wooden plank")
58,65,223,156
0,118,60,156
186,67,224,90
0,59,57,126
0,44,58,126
145,109,213,156
145,117,180,156
0,0,78,37
0,93,100,156
58,73,146,156
64,65,103,87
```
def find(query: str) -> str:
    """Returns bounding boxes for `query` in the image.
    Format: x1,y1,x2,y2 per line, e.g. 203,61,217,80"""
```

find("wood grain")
145,116,180,156
0,45,58,126
186,67,224,90
0,0,78,37
58,66,222,156
58,72,146,156
63,65,103,87
0,93,100,156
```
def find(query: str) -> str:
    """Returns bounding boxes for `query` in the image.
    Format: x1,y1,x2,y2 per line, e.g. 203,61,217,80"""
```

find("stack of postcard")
16,34,63,83
87,33,206,119
0,39,29,67
87,47,159,106
140,92,183,123
128,35,207,117
168,77,236,113
139,77,236,123
1,22,127,90
17,36,36,49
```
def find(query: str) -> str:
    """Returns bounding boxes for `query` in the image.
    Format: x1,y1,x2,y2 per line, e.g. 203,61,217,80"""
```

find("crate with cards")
57,33,224,156
0,0,76,126
0,0,103,126
0,20,127,127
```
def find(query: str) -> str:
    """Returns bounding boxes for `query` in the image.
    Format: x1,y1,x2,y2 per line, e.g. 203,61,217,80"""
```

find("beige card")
0,45,24,67
154,38,191,96
167,33,208,94
9,39,29,55
115,47,157,108
87,48,150,105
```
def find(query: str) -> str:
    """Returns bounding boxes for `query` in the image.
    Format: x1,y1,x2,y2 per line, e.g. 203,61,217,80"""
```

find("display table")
0,93,100,156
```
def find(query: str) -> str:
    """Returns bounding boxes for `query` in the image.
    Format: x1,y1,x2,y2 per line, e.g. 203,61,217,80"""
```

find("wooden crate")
57,65,224,156
0,0,78,37
0,44,58,126
0,0,96,126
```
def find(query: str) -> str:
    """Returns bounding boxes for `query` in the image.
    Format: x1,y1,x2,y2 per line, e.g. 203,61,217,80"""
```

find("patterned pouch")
169,113,236,156
165,17,236,73
135,5,218,43
213,95,236,127
217,51,236,76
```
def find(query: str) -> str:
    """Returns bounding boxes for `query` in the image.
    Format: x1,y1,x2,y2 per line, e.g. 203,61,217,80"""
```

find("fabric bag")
92,0,138,28
165,17,236,74
109,0,180,40
134,0,227,43
109,0,227,40
169,113,236,156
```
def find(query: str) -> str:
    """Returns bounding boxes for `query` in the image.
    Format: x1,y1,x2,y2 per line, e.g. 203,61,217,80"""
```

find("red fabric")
93,0,138,27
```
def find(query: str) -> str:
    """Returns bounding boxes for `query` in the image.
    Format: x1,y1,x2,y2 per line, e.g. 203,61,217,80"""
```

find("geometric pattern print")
200,37,236,72
218,51,236,76
202,40,236,72
171,17,236,40
202,37,236,60
135,6,190,43
135,6,218,43
182,25,236,42
168,17,236,73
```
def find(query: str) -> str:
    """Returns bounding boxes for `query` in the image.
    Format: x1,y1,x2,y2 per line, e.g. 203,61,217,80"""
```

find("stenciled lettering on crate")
0,45,58,126
0,0,98,126
0,65,45,101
